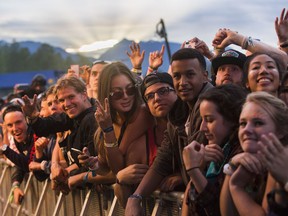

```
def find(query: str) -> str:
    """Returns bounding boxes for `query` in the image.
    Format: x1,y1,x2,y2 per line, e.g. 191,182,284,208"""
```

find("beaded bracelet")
129,194,143,201
104,141,118,148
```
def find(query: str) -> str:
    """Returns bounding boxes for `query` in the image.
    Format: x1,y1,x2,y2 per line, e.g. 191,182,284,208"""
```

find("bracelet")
104,140,118,148
102,126,114,133
129,194,143,201
12,181,20,188
148,66,157,71
131,68,142,74
241,36,254,50
186,166,200,173
82,172,90,188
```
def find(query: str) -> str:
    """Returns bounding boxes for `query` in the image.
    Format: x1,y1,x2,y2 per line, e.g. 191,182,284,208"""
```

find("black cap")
212,49,247,75
140,72,174,97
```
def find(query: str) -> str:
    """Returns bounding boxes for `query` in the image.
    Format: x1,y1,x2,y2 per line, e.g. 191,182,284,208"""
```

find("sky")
0,0,287,55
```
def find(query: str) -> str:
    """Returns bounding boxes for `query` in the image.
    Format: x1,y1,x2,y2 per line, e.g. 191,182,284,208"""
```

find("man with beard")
211,49,247,87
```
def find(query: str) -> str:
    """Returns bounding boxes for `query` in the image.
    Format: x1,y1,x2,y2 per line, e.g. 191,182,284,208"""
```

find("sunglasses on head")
92,60,111,66
109,86,137,100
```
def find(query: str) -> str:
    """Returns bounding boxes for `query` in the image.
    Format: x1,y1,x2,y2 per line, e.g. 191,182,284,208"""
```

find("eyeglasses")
109,86,137,100
144,87,175,102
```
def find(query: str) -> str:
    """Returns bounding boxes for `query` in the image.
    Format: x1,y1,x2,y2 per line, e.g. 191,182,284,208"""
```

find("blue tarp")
0,70,65,88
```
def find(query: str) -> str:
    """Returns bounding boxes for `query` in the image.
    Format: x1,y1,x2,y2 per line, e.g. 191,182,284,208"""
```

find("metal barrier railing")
0,160,184,216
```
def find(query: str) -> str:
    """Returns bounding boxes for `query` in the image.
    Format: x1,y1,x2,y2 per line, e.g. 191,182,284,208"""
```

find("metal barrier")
0,160,184,216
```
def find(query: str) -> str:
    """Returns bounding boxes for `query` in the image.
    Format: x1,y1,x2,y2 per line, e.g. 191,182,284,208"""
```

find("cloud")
0,0,286,50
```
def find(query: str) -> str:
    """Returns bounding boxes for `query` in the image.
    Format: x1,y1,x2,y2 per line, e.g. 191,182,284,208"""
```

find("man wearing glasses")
126,48,214,215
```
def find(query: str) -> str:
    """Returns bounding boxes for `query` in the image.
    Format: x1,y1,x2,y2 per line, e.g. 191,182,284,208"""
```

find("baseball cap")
212,49,247,75
140,72,174,97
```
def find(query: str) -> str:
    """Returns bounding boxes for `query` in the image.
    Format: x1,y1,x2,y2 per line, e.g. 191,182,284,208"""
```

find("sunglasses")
109,86,137,100
92,60,111,66
144,87,175,102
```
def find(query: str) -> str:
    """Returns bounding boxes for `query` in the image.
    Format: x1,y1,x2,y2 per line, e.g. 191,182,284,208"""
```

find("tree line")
0,42,92,73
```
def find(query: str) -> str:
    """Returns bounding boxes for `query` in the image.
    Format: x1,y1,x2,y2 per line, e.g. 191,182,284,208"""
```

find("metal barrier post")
15,172,33,216
52,192,65,216
79,189,92,216
33,179,49,216
151,198,162,216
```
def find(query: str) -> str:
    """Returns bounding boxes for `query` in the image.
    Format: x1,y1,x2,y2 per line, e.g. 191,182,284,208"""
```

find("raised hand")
187,37,214,59
79,65,91,84
212,28,240,49
148,45,165,70
21,94,38,118
275,8,288,44
95,98,113,130
126,42,145,69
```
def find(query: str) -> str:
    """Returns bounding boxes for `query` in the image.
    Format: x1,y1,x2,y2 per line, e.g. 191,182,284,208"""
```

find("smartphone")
184,40,196,49
71,148,83,155
70,65,80,76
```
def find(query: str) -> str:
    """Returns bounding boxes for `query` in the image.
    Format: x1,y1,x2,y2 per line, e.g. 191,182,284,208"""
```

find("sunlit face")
40,100,51,117
200,100,233,145
215,64,243,86
110,74,136,114
4,111,28,143
46,94,62,115
90,64,106,91
144,83,177,118
247,54,280,95
57,87,89,118
239,102,277,153
171,59,206,105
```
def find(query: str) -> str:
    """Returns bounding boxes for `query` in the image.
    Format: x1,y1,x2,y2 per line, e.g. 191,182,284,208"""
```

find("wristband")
148,66,157,71
102,126,114,133
241,36,254,50
40,160,48,171
131,68,142,75
12,181,20,188
104,141,118,148
82,172,89,188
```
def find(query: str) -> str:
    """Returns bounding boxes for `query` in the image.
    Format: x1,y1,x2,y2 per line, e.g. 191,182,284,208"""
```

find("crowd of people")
0,7,288,216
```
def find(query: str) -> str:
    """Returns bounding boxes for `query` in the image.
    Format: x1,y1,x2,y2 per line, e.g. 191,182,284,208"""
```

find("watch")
1,144,8,153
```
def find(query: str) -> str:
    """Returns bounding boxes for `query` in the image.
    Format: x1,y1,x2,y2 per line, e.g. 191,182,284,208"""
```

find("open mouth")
257,77,272,84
